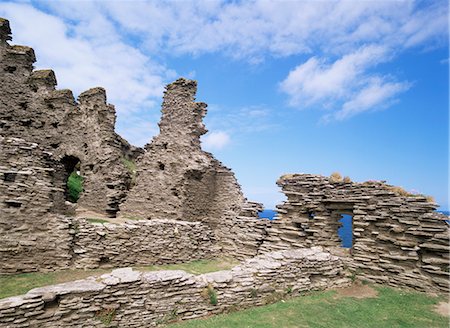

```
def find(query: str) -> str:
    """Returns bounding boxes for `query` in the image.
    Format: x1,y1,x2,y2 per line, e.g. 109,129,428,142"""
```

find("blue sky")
1,0,448,209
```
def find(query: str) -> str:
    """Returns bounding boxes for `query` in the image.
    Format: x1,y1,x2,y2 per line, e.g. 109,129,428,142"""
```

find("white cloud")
280,45,389,107
280,45,410,120
335,78,411,120
201,131,231,151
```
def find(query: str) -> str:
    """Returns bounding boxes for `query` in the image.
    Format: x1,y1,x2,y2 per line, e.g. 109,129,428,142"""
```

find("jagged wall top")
0,18,12,43
158,78,208,148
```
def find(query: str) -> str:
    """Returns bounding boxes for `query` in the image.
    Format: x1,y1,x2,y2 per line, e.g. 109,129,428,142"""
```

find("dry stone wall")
216,201,271,260
0,248,350,328
120,78,245,227
268,174,449,292
0,136,73,273
0,18,140,217
71,218,218,269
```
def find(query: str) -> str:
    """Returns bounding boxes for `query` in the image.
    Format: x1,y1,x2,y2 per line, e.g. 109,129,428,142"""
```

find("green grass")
86,218,110,224
0,258,238,299
121,157,137,186
0,269,109,299
167,286,448,328
138,258,239,275
67,171,83,203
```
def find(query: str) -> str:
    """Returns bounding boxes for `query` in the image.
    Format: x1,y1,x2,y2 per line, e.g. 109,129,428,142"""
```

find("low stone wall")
0,248,349,328
72,218,218,269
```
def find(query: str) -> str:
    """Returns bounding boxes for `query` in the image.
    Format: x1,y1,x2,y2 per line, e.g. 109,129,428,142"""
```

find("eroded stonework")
0,17,448,302
121,78,245,226
0,18,141,217
268,174,449,292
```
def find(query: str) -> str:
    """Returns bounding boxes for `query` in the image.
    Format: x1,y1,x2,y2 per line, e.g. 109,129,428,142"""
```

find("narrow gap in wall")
338,213,353,248
61,155,83,203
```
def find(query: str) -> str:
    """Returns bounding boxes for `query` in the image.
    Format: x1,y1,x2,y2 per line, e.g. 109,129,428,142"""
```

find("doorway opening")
61,155,83,203
338,214,353,248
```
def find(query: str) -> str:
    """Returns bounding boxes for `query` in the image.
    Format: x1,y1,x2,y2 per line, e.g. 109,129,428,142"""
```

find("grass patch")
0,258,238,299
121,157,137,186
123,216,144,221
67,171,83,203
0,269,109,299
138,258,239,275
86,218,109,224
330,171,343,183
167,286,448,328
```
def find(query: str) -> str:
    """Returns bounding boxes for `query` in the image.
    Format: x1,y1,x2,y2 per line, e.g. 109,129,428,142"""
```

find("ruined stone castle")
0,18,448,327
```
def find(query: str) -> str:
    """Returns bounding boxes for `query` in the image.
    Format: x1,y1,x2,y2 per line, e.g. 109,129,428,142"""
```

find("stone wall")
267,174,449,292
0,18,140,217
71,218,218,269
0,248,350,327
120,78,245,227
0,136,73,273
216,201,271,260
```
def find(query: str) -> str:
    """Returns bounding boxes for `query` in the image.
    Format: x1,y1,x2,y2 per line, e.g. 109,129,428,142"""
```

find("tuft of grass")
121,157,137,186
207,284,218,305
67,171,83,203
343,176,352,183
386,186,435,203
167,286,448,328
330,172,343,183
386,185,413,197
86,218,109,224
95,307,116,326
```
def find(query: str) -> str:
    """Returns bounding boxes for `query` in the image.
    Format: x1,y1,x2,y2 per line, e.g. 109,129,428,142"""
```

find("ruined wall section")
0,136,73,273
121,78,245,226
71,218,218,269
0,19,138,216
268,174,449,293
0,248,349,327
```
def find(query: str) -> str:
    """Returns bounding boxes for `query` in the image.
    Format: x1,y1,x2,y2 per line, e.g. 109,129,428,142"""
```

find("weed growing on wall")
203,284,218,305
121,157,137,187
95,307,116,326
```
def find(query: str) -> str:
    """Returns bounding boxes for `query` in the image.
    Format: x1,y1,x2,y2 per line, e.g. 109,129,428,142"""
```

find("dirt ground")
434,301,450,317
334,283,379,299
75,207,144,224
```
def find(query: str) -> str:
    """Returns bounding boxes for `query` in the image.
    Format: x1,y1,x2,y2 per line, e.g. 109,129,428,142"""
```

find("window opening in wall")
3,172,17,182
338,214,353,248
61,155,83,203
257,209,278,220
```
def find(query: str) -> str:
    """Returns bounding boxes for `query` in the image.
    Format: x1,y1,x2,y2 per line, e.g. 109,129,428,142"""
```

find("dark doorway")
61,155,83,203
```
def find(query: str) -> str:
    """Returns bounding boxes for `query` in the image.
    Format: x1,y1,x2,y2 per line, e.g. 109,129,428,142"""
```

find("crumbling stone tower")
0,18,140,217
121,78,245,226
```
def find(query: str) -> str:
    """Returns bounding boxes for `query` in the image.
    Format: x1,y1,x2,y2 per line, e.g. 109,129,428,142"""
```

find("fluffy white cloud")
201,131,231,151
280,45,389,106
280,45,411,120
336,79,411,120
